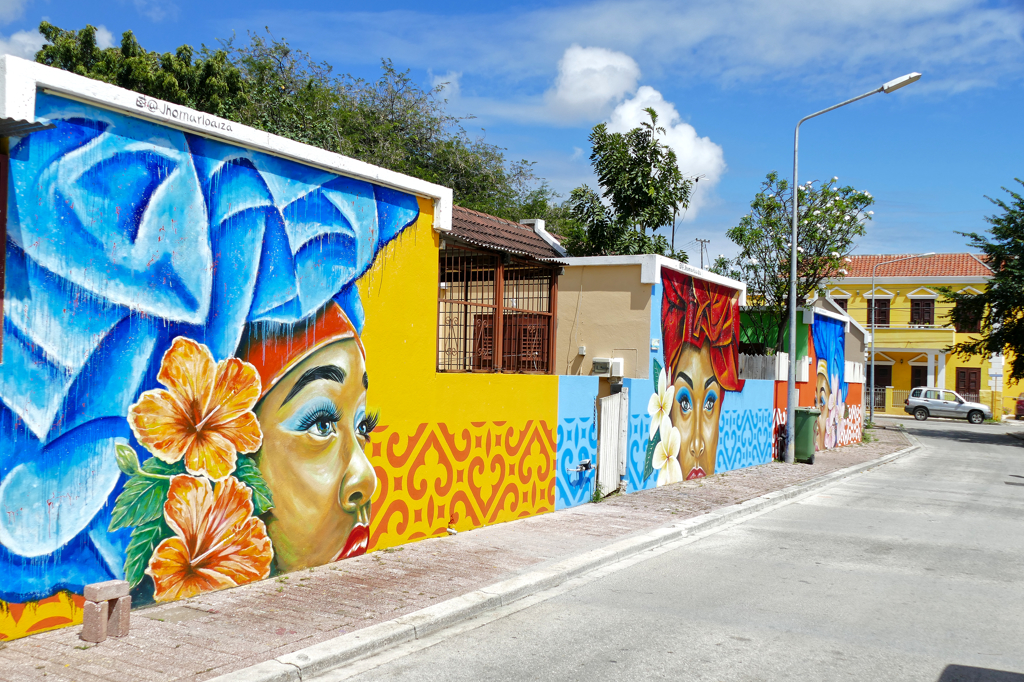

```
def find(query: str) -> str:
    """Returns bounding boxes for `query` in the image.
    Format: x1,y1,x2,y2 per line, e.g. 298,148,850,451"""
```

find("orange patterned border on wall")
367,420,556,551
0,592,85,641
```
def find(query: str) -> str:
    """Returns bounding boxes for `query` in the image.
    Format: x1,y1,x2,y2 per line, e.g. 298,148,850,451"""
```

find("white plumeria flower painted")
652,420,683,487
647,368,674,439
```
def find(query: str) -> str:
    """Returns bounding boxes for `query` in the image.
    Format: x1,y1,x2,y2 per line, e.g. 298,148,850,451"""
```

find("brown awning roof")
0,117,56,137
448,205,564,261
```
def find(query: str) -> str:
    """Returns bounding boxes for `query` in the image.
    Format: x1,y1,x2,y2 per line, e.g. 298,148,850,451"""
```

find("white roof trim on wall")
906,287,939,299
907,353,930,365
958,286,984,295
869,352,896,365
828,288,851,298
838,276,989,285
801,305,850,331
865,287,895,299
559,254,747,305
0,55,454,232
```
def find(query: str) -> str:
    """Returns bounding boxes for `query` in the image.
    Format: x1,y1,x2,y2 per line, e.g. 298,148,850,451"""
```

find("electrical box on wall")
591,357,624,378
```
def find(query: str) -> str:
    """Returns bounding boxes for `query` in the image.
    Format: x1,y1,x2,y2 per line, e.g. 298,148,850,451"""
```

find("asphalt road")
328,419,1024,682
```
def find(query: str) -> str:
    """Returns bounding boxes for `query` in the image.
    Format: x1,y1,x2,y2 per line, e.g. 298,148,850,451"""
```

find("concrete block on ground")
276,621,416,677
108,595,130,637
396,590,501,638
80,600,108,643
479,567,564,606
209,660,300,682
83,580,129,603
549,546,621,580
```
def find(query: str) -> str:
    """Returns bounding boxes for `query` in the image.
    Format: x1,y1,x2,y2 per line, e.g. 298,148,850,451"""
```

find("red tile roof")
448,205,563,260
844,253,992,278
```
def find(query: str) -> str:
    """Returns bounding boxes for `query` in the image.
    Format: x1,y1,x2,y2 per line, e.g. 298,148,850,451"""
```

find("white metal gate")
597,388,629,497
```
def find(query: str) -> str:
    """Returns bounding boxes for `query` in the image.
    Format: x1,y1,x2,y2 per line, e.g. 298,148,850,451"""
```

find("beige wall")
557,264,652,378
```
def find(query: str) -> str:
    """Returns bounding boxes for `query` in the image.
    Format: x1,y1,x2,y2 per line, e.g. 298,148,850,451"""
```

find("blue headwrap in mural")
0,93,419,601
812,314,848,402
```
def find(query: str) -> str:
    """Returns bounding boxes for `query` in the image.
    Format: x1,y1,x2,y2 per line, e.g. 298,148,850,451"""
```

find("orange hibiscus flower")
129,337,263,480
147,475,273,602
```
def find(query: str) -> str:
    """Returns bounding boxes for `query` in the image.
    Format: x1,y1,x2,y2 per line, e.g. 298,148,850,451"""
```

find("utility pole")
696,239,710,268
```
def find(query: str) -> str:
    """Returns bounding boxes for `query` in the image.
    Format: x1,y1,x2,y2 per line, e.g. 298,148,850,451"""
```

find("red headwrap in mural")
239,301,364,397
661,268,744,392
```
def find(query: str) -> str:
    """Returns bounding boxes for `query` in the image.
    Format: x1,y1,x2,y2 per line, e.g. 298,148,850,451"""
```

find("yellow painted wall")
557,264,651,379
357,198,559,550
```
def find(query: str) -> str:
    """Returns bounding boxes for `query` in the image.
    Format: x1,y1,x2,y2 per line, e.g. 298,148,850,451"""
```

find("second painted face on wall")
670,341,723,480
254,339,378,572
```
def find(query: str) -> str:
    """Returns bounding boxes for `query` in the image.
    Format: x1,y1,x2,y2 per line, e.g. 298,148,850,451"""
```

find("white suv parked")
904,387,991,424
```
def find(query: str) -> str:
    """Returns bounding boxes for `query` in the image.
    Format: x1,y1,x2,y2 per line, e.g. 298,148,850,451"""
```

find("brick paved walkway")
0,426,911,682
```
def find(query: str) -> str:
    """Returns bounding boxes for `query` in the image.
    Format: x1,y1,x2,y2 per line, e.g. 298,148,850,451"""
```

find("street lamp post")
785,72,922,464
868,252,935,423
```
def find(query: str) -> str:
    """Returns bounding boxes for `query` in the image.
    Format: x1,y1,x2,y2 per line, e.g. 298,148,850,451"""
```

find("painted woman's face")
815,372,831,451
670,341,723,480
254,339,377,572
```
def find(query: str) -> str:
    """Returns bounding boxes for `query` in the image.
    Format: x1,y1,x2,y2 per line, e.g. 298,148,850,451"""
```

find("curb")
210,440,919,682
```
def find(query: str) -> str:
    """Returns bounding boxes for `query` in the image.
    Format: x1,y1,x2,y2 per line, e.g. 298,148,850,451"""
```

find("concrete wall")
556,264,652,379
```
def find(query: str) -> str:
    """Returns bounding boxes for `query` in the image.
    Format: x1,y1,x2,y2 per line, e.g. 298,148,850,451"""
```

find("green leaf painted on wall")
108,458,182,532
642,428,660,483
652,358,663,392
123,517,172,588
233,456,274,516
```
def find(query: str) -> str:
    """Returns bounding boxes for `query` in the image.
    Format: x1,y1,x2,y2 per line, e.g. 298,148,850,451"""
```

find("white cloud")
257,0,1024,96
545,44,640,120
95,25,115,50
431,70,462,98
0,0,28,24
0,28,44,59
607,86,725,219
132,0,177,22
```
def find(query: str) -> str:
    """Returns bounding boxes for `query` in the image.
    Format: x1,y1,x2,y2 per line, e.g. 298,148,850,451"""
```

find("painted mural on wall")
0,93,419,637
554,376,599,510
810,315,862,450
644,268,745,484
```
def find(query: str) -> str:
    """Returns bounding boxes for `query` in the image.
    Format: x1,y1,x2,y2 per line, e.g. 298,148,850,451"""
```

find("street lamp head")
920,251,936,257
882,72,922,93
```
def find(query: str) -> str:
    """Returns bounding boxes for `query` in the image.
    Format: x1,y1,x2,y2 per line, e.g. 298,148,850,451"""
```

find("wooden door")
956,368,981,400
911,365,928,389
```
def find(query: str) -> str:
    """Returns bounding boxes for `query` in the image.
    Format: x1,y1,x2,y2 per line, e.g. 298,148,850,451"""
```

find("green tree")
942,179,1024,382
36,23,243,117
717,171,873,352
35,24,553,224
561,109,691,258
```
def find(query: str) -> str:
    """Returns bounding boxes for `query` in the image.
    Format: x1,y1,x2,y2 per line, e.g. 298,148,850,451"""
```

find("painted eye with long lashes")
704,390,718,413
285,398,341,438
355,408,380,441
677,387,693,414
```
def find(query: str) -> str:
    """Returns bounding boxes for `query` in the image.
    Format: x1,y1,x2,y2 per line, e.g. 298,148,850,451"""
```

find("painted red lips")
685,466,706,481
335,524,369,561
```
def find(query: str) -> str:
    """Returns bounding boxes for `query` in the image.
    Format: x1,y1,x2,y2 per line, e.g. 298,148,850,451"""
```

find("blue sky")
2,0,1023,260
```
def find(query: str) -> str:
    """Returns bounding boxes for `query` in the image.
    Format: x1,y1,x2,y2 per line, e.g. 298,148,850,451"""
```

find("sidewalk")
0,427,911,682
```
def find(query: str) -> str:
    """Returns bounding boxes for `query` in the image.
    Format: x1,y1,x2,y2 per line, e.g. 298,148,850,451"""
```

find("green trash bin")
793,407,820,464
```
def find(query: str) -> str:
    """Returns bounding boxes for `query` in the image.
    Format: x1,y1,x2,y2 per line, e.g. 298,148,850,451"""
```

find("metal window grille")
437,247,555,373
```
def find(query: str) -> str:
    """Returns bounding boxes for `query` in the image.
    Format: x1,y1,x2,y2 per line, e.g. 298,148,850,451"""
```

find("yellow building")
832,253,1014,417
